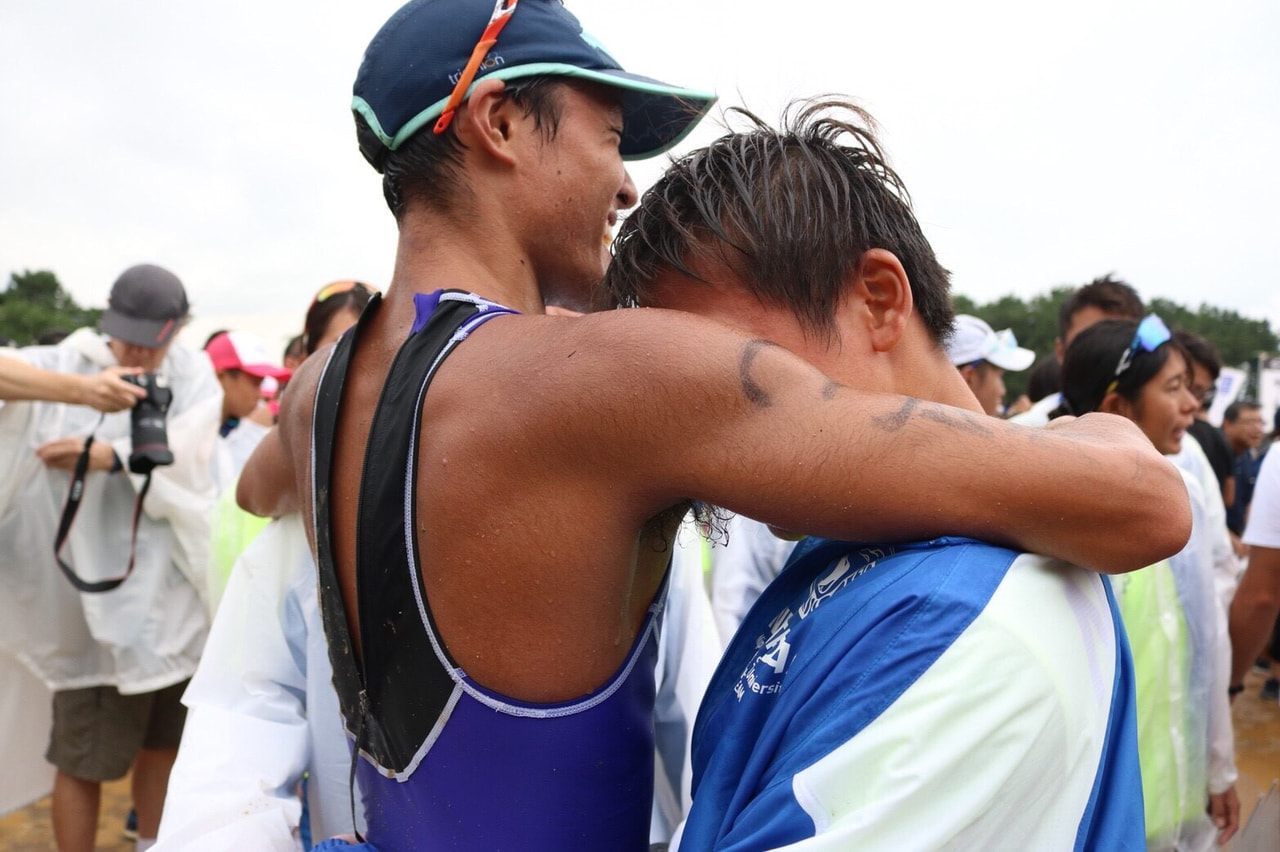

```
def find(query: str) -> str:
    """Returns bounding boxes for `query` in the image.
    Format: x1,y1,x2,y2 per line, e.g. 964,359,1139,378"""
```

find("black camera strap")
53,428,153,594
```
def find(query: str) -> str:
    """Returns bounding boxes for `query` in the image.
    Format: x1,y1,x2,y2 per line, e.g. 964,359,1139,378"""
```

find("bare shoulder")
424,307,836,516
276,347,330,454
462,306,824,405
237,347,331,518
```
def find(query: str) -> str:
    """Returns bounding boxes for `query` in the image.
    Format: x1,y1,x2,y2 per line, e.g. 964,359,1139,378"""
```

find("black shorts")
45,680,189,782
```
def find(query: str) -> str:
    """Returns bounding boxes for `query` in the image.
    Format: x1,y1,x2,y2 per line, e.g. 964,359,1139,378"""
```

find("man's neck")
389,206,548,315
815,327,984,415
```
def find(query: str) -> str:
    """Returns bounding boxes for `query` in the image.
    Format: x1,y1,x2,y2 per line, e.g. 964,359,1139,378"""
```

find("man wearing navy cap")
240,1,1190,848
0,264,222,851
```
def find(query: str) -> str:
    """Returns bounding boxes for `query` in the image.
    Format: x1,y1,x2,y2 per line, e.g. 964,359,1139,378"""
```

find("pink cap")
206,331,292,380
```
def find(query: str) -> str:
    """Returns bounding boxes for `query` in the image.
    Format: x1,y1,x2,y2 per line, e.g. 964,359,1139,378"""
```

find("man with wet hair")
240,1,1187,847
605,99,1147,849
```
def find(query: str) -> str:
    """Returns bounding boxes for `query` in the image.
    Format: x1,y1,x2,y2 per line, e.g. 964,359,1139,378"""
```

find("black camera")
121,373,174,473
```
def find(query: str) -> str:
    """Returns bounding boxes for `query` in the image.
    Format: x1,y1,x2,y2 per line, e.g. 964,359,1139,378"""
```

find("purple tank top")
310,290,665,850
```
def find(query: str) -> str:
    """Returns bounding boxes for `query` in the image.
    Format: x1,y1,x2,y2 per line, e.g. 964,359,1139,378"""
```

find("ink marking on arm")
871,397,919,432
740,339,777,408
821,379,839,401
919,403,995,436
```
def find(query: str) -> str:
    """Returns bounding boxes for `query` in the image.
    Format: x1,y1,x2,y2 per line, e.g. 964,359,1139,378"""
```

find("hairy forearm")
821,398,1189,573
1229,547,1280,685
736,343,1189,572
994,424,1191,573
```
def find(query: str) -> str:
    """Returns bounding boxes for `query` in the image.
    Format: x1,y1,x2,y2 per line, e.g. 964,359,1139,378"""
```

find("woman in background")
1057,316,1238,849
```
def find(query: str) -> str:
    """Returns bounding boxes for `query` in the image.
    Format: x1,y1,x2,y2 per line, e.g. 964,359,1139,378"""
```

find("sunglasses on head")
1107,314,1171,395
312,280,375,306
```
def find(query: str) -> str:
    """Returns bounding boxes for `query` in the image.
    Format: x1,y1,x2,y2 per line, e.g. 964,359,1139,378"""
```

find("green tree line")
0,270,102,346
3,269,1276,403
954,286,1278,401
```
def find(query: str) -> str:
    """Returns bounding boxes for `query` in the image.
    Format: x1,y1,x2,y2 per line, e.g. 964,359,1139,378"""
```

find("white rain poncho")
1112,469,1235,851
0,329,220,694
157,514,722,849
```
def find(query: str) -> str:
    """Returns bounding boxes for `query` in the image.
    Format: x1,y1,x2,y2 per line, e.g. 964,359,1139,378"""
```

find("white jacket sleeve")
1181,473,1237,794
156,516,315,852
710,516,797,643
652,521,725,843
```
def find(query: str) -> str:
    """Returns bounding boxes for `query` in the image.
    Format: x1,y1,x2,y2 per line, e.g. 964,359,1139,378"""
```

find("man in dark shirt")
1224,400,1268,536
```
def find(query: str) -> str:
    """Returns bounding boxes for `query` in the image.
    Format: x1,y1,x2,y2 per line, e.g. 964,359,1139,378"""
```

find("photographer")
0,264,221,852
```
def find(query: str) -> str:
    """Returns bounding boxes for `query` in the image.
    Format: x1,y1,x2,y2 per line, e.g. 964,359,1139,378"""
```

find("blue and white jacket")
676,537,1145,851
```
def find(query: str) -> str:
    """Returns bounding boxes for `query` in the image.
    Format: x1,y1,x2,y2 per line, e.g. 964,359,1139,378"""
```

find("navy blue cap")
353,0,716,165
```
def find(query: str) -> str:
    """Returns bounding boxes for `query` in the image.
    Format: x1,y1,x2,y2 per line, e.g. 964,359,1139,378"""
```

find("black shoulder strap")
310,295,376,712
312,290,515,773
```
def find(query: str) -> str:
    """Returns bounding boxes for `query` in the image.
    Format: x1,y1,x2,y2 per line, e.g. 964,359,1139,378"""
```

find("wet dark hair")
1057,274,1144,341
355,77,568,220
1057,319,1186,417
604,97,954,345
303,282,375,355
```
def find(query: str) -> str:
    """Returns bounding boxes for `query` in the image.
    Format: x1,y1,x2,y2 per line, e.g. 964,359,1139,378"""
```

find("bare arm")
0,356,144,412
237,357,318,519
481,309,1189,574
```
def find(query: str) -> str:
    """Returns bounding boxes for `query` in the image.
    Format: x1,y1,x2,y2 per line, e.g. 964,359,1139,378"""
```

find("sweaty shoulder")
428,307,834,504
449,307,830,432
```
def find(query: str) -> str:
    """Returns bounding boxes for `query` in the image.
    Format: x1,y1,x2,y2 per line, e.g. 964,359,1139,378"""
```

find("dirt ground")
2,670,1279,849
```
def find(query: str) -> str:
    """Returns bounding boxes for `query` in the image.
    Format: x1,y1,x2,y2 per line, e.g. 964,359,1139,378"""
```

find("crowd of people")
1,0,1277,850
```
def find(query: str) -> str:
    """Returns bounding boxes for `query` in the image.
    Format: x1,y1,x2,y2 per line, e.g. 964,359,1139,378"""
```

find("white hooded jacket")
0,328,220,694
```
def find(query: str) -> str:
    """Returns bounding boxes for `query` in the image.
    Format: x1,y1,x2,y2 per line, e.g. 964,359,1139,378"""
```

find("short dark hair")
203,329,231,349
1058,319,1185,417
1224,399,1262,424
604,97,954,344
283,333,306,364
1057,275,1144,340
356,77,568,220
1026,354,1061,403
1172,329,1222,379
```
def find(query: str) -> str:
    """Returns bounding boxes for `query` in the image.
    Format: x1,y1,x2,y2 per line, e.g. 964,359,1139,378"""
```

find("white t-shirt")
1243,446,1279,548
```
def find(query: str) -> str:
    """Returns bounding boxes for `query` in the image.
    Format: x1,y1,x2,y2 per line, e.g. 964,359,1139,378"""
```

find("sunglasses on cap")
434,0,520,135
1107,314,1171,395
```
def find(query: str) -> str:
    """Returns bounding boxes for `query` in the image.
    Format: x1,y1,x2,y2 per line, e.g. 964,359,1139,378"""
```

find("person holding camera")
0,354,147,412
0,264,222,852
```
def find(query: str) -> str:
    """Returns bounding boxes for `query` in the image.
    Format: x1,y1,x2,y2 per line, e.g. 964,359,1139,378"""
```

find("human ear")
1099,391,1132,419
855,249,912,353
453,78,522,167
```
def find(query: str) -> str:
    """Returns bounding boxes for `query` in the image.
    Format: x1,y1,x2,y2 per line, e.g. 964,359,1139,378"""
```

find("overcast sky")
3,0,1277,353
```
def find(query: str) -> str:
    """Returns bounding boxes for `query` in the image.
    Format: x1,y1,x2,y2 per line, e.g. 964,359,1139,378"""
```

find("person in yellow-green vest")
1057,314,1239,849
